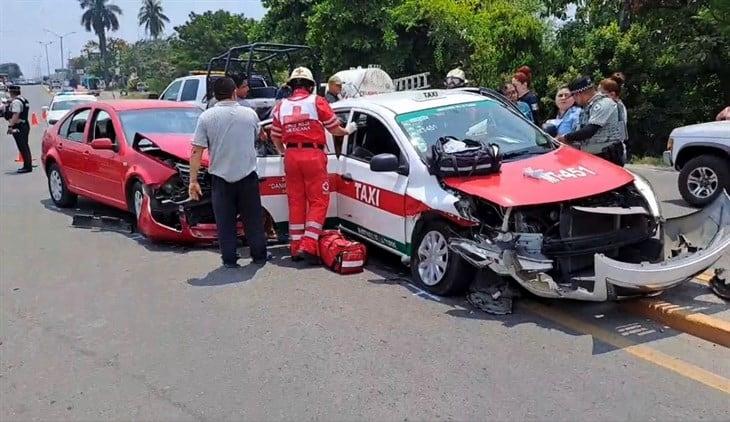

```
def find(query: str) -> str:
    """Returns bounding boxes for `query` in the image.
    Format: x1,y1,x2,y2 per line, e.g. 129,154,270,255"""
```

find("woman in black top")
512,70,540,124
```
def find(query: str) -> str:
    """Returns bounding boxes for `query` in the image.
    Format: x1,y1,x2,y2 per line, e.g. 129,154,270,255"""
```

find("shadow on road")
187,264,263,286
663,198,694,208
359,246,708,356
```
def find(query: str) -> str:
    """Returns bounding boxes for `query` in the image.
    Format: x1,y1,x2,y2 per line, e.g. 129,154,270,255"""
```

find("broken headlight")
630,172,662,218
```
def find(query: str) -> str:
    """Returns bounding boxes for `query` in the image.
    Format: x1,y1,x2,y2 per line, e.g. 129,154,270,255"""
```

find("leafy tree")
0,63,23,79
259,0,317,44
171,10,257,73
79,0,123,81
138,0,170,39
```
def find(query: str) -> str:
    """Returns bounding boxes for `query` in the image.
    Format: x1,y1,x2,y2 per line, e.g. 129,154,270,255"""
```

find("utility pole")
44,29,76,71
37,41,53,78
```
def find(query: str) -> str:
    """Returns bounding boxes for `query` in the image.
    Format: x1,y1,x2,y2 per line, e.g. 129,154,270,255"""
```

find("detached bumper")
449,192,730,301
595,191,730,297
136,194,242,244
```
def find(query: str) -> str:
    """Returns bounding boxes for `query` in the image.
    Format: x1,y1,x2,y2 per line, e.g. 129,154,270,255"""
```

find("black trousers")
12,123,32,169
211,172,268,264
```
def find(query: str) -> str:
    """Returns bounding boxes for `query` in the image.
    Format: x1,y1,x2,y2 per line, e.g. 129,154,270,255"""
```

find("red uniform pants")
284,147,330,256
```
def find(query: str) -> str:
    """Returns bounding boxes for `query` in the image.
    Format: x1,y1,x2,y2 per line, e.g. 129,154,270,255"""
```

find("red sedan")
40,100,230,243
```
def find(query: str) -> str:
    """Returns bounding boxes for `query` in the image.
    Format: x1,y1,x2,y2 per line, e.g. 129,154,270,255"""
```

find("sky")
0,0,266,78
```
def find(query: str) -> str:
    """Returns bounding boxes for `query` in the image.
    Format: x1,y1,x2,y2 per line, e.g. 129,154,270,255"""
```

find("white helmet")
287,67,315,84
445,67,467,89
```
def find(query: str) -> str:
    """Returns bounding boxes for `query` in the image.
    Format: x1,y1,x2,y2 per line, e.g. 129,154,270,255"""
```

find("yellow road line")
622,298,730,348
521,300,730,395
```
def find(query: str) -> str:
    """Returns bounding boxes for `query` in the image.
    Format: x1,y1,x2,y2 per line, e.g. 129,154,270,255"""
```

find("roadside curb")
621,298,730,348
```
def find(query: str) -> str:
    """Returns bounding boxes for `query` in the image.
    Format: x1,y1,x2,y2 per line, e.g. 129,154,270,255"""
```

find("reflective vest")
275,93,326,145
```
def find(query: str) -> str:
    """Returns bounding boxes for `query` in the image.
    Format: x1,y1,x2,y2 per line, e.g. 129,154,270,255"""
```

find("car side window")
62,109,91,142
256,122,280,157
91,110,117,145
161,80,182,101
333,110,350,156
180,79,199,101
346,112,402,163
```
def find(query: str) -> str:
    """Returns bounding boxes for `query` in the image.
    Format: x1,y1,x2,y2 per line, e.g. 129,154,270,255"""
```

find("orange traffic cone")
31,113,39,126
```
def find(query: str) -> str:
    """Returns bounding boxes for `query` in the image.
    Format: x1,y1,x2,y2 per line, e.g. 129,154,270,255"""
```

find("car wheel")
127,180,144,220
47,163,77,208
678,155,729,207
411,221,475,296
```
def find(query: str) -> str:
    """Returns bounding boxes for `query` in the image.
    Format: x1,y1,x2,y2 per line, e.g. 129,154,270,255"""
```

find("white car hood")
47,110,70,122
670,120,730,139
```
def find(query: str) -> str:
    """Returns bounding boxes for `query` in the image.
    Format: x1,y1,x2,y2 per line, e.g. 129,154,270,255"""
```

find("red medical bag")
318,230,367,274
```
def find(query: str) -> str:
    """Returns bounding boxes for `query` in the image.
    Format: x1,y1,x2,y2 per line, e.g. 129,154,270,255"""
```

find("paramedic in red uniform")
270,67,358,263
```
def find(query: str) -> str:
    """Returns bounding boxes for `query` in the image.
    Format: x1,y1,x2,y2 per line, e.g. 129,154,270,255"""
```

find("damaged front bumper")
450,192,730,301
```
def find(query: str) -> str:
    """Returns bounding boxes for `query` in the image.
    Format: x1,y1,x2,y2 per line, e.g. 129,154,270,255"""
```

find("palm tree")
79,0,122,81
138,0,169,39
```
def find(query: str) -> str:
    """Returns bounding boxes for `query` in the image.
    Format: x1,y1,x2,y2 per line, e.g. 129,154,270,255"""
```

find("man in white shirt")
189,77,270,268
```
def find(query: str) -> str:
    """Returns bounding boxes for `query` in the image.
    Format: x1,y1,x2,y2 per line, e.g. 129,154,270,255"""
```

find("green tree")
0,63,23,79
138,0,170,39
171,10,257,73
79,0,123,81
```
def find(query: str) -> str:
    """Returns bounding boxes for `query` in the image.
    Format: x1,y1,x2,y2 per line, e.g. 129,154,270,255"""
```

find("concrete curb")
621,298,730,348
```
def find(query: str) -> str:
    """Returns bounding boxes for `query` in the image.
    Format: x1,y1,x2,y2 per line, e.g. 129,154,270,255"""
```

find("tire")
411,221,475,296
47,163,77,208
678,155,729,207
127,180,144,220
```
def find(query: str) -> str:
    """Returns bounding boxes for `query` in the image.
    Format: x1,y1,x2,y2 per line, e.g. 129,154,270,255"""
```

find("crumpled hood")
443,146,634,207
137,133,209,164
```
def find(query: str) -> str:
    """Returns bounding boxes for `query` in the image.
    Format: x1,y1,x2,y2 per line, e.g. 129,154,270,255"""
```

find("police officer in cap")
557,76,624,165
5,85,32,173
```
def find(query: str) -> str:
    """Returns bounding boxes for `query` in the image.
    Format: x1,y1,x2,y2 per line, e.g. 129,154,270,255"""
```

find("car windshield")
51,99,93,111
119,108,201,145
395,99,554,161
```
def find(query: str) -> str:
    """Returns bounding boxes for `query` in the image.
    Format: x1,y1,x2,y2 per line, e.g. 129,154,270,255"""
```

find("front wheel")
127,180,144,220
47,163,77,208
411,221,475,296
678,155,729,207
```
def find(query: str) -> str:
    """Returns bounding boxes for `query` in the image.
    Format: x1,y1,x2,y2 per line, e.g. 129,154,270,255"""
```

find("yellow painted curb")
694,271,712,285
621,298,730,348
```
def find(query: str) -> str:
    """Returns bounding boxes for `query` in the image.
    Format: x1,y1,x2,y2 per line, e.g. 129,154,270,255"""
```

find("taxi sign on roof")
412,90,445,101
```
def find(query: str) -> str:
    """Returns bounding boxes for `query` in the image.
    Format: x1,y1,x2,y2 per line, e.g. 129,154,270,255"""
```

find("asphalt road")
1,86,728,421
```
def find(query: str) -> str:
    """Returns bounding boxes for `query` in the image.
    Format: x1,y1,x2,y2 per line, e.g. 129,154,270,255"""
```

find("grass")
629,155,668,167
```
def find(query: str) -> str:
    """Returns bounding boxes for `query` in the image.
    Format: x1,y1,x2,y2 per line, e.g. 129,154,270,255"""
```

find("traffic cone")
31,113,39,126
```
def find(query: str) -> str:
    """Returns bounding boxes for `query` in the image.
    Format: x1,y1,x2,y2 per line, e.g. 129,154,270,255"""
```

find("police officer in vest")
270,67,357,263
5,85,32,173
557,76,624,165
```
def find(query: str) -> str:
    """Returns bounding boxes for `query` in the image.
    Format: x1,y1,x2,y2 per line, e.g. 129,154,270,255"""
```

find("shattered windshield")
395,99,553,160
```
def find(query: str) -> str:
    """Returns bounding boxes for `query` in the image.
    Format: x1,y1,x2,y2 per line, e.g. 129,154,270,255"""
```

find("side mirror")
90,138,115,150
370,153,400,173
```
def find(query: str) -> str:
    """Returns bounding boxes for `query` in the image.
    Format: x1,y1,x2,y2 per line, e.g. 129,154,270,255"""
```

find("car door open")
338,110,410,255
83,109,127,207
56,108,92,191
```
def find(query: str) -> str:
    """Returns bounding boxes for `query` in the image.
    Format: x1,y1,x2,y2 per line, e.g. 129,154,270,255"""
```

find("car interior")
62,110,90,142
92,111,117,145
347,112,403,164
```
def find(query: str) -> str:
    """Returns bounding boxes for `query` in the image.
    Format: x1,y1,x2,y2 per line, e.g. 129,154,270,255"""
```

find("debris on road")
709,268,729,300
467,270,520,315
71,213,134,234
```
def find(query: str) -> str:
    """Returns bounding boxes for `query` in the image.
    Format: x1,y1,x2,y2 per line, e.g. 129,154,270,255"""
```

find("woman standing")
501,82,533,121
545,86,581,136
512,69,539,124
599,73,628,164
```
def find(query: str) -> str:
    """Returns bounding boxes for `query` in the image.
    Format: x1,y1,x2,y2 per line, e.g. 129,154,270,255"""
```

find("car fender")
675,141,730,169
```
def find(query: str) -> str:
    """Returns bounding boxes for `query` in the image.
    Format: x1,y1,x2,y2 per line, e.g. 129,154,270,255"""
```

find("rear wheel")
47,163,77,208
411,221,475,296
678,155,729,207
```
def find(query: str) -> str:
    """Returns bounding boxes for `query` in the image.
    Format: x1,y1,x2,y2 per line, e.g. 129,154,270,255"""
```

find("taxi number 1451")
525,166,597,184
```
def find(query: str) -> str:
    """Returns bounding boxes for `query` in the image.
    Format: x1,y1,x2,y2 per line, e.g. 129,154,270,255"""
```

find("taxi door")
337,109,410,256
256,120,340,236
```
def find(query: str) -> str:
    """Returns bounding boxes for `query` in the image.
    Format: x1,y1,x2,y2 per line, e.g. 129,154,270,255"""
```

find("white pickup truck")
664,120,730,206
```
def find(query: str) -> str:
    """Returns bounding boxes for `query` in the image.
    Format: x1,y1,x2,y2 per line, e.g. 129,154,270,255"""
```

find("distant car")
663,120,730,206
41,100,205,240
42,93,98,125
159,75,208,108
136,82,148,92
50,80,62,90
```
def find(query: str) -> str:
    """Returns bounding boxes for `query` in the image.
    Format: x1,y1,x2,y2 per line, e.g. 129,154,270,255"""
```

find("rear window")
118,108,202,145
180,79,200,101
51,99,94,111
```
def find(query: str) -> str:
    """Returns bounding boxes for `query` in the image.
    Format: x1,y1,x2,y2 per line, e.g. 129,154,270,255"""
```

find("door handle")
341,173,353,182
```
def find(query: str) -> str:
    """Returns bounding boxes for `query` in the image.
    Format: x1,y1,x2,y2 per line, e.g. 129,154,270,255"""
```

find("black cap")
568,76,593,94
7,85,21,93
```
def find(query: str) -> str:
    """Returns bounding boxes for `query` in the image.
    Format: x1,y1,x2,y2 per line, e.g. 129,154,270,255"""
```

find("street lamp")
44,29,76,71
36,40,54,77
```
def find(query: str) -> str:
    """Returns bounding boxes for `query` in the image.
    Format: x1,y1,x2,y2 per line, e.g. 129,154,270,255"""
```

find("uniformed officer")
269,67,358,263
557,76,623,165
5,85,32,173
